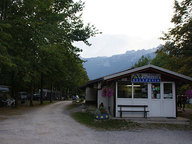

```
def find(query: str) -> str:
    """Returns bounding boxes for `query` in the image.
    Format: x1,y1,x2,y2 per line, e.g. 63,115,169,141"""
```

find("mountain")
83,47,158,80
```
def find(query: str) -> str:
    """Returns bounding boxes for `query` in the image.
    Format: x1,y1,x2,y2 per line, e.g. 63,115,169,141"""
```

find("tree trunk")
50,82,53,103
59,89,62,101
40,73,43,104
67,88,70,100
30,78,34,106
11,71,17,107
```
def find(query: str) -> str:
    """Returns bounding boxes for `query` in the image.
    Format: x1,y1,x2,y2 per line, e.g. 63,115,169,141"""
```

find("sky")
74,0,175,58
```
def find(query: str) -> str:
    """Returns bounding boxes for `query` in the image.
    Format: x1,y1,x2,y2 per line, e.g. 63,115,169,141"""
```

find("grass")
178,111,192,121
71,112,140,130
65,102,81,110
71,111,192,131
187,104,192,109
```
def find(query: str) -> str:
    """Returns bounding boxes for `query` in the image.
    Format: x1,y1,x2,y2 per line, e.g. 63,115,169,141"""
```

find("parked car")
33,93,40,100
0,85,10,107
1,98,15,107
18,92,29,104
18,92,28,100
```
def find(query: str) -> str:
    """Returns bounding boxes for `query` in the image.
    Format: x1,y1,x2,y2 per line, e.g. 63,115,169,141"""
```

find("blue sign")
131,73,161,83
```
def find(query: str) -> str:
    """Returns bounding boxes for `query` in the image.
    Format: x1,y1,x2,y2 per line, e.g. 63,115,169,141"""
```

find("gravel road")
0,101,191,144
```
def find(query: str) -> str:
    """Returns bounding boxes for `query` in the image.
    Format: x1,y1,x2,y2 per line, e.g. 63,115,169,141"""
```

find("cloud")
73,0,174,58
74,34,163,58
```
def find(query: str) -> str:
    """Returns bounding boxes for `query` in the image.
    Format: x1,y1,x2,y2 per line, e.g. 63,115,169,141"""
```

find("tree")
0,0,98,106
154,0,192,95
0,23,12,70
159,0,192,76
0,0,13,71
134,55,152,68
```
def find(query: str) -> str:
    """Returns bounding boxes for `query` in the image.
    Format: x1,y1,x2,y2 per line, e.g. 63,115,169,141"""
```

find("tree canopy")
159,0,192,76
134,55,151,68
0,0,98,105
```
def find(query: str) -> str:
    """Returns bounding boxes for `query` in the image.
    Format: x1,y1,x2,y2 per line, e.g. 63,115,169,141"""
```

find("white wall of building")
115,82,176,118
97,88,114,115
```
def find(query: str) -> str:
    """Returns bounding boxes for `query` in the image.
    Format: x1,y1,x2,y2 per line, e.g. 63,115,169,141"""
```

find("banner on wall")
131,73,161,83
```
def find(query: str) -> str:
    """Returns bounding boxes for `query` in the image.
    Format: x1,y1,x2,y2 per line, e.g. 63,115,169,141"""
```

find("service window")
164,83,173,99
151,83,160,99
133,83,148,99
118,81,132,98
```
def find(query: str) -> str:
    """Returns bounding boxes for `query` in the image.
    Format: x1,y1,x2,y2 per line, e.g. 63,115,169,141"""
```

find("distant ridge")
82,47,159,80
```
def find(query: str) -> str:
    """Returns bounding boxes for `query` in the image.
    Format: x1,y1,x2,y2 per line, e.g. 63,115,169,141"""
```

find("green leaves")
157,0,192,77
0,21,12,68
0,0,97,97
134,55,152,68
164,0,192,49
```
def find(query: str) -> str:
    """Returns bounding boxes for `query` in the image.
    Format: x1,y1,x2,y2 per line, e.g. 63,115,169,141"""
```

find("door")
149,82,176,117
161,82,176,117
150,83,162,117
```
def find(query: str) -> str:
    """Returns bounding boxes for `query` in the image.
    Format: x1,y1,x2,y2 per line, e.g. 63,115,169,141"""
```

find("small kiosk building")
84,65,192,118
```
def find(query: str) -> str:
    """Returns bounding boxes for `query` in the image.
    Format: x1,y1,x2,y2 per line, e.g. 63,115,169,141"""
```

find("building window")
118,81,132,98
164,83,173,99
151,83,160,99
133,83,148,99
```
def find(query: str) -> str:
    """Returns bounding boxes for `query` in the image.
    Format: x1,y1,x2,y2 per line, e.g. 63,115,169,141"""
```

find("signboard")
131,73,161,83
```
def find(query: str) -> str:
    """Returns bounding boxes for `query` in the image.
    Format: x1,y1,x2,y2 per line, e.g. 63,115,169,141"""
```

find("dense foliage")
134,55,152,68
0,0,98,105
159,0,192,77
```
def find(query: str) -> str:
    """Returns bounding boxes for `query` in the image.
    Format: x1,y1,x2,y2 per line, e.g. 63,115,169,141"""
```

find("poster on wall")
131,73,161,83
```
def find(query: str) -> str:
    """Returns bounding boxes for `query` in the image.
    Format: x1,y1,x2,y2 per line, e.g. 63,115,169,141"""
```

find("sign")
131,73,161,83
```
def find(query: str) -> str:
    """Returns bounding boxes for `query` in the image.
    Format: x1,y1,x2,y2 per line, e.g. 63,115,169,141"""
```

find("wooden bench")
118,105,149,118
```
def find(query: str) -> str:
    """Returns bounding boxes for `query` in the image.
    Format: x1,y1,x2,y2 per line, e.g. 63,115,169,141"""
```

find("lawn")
178,110,192,121
71,112,192,131
71,112,140,130
187,104,192,109
65,102,82,110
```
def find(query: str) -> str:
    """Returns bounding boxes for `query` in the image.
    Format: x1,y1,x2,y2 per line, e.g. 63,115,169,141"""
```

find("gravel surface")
0,101,191,144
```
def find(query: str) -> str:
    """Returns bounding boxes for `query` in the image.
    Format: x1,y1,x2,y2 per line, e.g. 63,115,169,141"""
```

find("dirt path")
0,101,191,144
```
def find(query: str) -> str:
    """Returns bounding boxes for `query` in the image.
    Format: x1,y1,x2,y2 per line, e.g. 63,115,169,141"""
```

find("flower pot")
95,114,109,120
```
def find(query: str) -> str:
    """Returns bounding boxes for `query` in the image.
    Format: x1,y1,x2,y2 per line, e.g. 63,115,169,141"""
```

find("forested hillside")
83,48,157,79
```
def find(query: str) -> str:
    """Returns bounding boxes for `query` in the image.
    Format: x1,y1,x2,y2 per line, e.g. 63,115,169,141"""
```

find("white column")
132,83,134,99
160,82,163,100
173,82,176,117
148,83,151,100
115,81,118,117
148,83,151,117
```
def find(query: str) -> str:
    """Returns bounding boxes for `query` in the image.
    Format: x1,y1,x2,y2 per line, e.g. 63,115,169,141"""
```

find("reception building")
84,65,192,118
